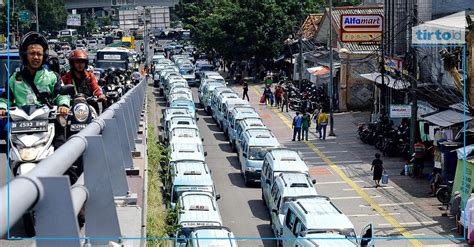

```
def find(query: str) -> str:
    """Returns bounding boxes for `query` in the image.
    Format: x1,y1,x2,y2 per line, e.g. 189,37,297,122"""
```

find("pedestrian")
275,85,283,108
292,112,303,141
429,170,443,196
317,109,329,140
371,153,384,187
281,89,289,112
412,139,426,178
263,85,272,105
312,107,321,137
242,81,249,100
301,111,311,141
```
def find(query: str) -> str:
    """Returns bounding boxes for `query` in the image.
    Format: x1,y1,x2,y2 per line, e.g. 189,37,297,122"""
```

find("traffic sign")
31,15,37,24
19,10,29,22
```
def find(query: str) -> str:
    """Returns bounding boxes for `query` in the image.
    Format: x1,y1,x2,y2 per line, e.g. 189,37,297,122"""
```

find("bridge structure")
64,0,178,10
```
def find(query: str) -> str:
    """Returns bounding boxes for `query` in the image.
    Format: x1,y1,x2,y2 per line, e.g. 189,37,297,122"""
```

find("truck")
121,36,135,50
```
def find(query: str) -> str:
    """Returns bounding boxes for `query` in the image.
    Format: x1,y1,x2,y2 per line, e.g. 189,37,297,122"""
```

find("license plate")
70,124,87,131
11,120,48,133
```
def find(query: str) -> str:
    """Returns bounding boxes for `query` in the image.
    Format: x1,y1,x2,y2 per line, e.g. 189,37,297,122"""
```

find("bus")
95,47,131,71
58,29,78,46
121,36,135,50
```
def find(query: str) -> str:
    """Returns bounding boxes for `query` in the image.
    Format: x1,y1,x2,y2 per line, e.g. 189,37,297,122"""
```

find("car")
233,118,266,151
199,82,228,113
163,116,198,143
226,107,260,147
206,87,235,114
166,160,219,209
218,98,250,133
174,192,223,246
211,93,240,127
75,44,87,51
168,127,203,146
237,129,280,186
169,99,197,120
178,63,197,86
168,87,193,102
278,196,374,247
183,226,238,247
169,143,207,164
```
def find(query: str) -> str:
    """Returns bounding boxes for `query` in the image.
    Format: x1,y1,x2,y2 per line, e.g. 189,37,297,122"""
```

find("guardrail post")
129,96,139,134
35,177,81,247
122,99,137,150
103,118,137,204
83,135,122,245
114,107,136,173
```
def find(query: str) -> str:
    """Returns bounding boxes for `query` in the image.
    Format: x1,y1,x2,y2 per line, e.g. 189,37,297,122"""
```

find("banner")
452,160,474,207
412,11,466,45
67,14,81,26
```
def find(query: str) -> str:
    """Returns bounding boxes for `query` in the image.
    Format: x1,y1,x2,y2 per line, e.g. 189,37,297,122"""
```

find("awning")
360,72,410,90
421,109,473,127
307,66,330,75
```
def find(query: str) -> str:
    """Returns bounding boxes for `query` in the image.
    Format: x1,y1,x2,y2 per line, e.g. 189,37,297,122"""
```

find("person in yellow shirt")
317,109,329,140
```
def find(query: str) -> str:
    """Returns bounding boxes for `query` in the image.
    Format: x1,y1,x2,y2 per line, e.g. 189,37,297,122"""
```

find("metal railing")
0,79,147,246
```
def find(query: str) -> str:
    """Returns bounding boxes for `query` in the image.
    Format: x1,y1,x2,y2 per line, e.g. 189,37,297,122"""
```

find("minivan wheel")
244,175,251,187
277,239,283,247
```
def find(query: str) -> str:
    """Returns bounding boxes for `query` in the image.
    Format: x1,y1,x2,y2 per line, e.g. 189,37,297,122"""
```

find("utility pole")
298,1,303,91
409,3,418,154
35,0,39,32
328,0,335,136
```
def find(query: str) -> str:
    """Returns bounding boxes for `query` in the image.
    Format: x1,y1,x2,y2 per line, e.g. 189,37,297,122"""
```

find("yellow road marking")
250,85,423,246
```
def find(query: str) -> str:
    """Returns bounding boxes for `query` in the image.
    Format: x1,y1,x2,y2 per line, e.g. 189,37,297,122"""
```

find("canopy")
360,72,410,90
421,109,472,127
307,66,330,76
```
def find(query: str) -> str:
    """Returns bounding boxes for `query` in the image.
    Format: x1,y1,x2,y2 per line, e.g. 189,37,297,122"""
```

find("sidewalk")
233,82,463,246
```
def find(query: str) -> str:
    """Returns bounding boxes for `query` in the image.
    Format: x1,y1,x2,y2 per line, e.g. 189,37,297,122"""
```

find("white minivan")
278,196,374,247
261,149,315,205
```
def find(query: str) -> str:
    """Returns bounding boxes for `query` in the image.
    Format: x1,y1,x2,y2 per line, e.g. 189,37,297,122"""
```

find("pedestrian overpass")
65,0,177,9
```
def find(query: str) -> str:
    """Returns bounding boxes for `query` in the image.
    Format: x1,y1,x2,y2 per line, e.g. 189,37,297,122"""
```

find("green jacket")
302,114,311,129
0,69,70,110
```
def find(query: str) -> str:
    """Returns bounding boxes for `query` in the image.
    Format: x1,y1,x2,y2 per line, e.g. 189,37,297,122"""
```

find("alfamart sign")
340,14,383,42
412,11,466,45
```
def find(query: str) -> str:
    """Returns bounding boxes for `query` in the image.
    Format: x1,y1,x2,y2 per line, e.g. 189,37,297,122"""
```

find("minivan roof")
275,173,317,197
244,129,279,146
289,197,354,230
191,226,237,247
267,149,309,173
173,161,213,186
178,192,222,227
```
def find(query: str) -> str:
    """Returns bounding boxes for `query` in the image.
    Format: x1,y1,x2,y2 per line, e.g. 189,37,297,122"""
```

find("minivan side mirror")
272,208,278,214
201,138,204,142
243,153,247,158
204,151,208,156
266,178,271,185
312,179,316,184
216,194,221,200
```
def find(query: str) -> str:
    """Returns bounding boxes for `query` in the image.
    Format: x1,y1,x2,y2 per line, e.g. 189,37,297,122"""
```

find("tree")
0,0,67,34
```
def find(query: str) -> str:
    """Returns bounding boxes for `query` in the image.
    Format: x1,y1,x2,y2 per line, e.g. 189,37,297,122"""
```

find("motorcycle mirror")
59,85,75,96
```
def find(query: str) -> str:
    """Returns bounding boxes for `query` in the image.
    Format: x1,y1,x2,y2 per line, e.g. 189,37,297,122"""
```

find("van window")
286,209,296,230
270,182,278,198
294,218,305,236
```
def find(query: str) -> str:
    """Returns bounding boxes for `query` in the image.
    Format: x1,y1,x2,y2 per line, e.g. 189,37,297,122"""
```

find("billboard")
390,104,411,118
340,14,383,42
67,14,81,26
412,11,465,45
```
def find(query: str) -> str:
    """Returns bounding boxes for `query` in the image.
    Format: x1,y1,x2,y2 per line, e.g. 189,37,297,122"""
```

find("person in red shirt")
62,49,107,112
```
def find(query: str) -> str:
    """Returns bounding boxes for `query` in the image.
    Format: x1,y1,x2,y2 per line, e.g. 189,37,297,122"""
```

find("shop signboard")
340,14,383,42
390,104,411,118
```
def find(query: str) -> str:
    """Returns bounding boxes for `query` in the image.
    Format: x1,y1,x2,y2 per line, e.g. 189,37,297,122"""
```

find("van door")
261,158,272,201
282,209,297,246
238,140,247,172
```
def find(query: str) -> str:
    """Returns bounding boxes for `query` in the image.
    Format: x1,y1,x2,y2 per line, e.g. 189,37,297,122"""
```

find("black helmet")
19,31,49,65
47,50,60,74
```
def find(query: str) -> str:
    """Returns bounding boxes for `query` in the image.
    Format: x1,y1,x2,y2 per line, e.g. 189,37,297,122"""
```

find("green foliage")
175,0,326,63
146,124,170,245
0,0,67,33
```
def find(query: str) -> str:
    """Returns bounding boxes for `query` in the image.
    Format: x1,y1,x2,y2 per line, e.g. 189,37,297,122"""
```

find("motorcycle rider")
61,49,107,113
0,31,70,147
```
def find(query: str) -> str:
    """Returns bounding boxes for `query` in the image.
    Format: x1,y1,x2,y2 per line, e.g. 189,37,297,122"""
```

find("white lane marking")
321,150,349,154
343,186,394,190
359,202,414,207
347,212,401,217
317,180,364,184
379,221,438,226
331,195,381,200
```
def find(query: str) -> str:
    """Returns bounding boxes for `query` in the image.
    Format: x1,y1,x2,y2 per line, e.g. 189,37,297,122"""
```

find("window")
285,209,296,230
294,219,306,236
273,190,280,204
270,183,278,198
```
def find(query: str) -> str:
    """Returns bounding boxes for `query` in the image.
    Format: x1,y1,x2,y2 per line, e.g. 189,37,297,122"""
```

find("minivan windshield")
248,146,274,160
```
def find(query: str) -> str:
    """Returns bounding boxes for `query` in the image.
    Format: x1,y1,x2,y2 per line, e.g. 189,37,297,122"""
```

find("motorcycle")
9,104,58,176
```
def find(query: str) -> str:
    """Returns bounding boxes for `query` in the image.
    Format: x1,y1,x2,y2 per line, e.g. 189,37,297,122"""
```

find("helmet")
69,49,89,68
46,50,60,74
19,31,49,65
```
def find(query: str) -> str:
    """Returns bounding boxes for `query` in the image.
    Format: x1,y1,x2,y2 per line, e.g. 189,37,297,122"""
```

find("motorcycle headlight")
73,103,90,123
19,147,41,161
118,88,123,94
